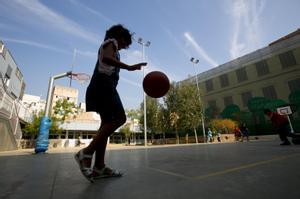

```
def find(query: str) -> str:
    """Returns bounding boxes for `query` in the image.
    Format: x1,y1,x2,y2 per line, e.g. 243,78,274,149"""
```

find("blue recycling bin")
35,116,52,153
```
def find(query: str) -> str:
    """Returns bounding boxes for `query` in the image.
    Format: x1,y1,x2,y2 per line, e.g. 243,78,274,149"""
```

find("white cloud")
120,77,142,88
122,50,161,74
122,50,143,65
1,37,69,54
120,49,179,85
11,0,99,43
0,23,18,31
183,32,218,67
163,27,191,58
1,37,98,59
76,49,97,58
68,0,115,25
229,0,265,59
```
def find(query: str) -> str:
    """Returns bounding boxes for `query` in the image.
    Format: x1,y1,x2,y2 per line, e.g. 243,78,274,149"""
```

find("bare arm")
101,43,147,71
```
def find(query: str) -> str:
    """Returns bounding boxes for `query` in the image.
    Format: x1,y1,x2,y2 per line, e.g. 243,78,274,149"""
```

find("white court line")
146,153,300,181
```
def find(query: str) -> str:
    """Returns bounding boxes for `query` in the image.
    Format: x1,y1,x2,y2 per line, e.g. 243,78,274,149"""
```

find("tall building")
22,94,46,114
0,40,29,151
50,85,78,118
182,29,300,127
52,85,78,106
49,85,100,143
0,40,25,100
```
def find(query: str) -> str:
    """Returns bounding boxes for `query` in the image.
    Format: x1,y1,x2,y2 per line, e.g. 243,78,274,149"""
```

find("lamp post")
69,48,77,87
35,71,72,153
190,57,206,143
137,37,151,146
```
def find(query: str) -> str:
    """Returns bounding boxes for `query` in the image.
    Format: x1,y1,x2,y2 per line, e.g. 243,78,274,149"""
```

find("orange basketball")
143,71,170,98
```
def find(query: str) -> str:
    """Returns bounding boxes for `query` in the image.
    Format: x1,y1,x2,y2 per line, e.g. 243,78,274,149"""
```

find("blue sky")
1,0,300,109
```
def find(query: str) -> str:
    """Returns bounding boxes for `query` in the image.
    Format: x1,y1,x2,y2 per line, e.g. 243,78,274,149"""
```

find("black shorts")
85,73,125,122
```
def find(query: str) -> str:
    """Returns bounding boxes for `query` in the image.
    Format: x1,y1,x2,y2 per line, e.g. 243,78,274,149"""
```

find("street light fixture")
137,37,151,146
35,71,72,153
69,48,77,87
190,57,206,143
35,71,90,153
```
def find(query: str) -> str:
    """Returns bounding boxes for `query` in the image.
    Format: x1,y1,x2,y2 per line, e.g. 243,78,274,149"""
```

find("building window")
15,68,23,81
0,40,3,50
255,60,270,76
288,78,300,92
10,92,17,99
241,91,252,107
205,79,214,92
236,68,248,83
219,74,229,87
4,65,12,87
262,86,277,99
4,74,10,87
223,96,233,106
19,81,26,100
208,100,217,108
0,41,6,58
279,51,297,68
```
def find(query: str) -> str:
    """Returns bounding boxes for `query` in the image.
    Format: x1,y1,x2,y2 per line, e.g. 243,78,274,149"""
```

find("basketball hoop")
68,72,91,84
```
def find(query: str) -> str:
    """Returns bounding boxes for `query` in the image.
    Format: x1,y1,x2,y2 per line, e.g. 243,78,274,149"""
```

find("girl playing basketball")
75,24,147,181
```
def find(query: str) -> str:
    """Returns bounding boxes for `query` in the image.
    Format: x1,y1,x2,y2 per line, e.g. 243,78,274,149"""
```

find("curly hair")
104,24,132,48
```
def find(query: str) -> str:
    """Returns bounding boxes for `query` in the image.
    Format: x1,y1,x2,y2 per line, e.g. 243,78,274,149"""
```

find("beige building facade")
183,29,300,118
52,85,78,105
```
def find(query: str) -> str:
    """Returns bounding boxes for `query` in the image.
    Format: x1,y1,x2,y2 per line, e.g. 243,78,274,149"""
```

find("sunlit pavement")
1,140,300,199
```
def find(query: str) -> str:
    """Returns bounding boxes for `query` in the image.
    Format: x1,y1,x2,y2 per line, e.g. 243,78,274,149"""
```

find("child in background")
264,109,295,145
240,123,249,142
234,126,242,142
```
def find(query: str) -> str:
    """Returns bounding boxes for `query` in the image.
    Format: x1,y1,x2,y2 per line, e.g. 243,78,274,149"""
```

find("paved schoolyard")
0,140,300,199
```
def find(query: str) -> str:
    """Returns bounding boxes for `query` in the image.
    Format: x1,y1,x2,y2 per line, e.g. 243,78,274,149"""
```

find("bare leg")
91,122,119,169
84,112,126,169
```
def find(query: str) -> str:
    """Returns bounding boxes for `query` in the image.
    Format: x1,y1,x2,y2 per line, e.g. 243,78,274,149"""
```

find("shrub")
209,119,238,134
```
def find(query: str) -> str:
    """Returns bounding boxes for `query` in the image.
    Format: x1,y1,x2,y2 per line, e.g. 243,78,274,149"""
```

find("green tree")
247,97,269,131
163,82,179,114
163,82,180,142
221,104,240,120
139,96,159,142
156,105,170,144
126,109,140,120
289,90,300,114
53,98,78,121
119,123,132,144
264,99,286,112
205,106,220,119
176,82,202,143
22,111,61,139
209,119,238,134
169,112,179,144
